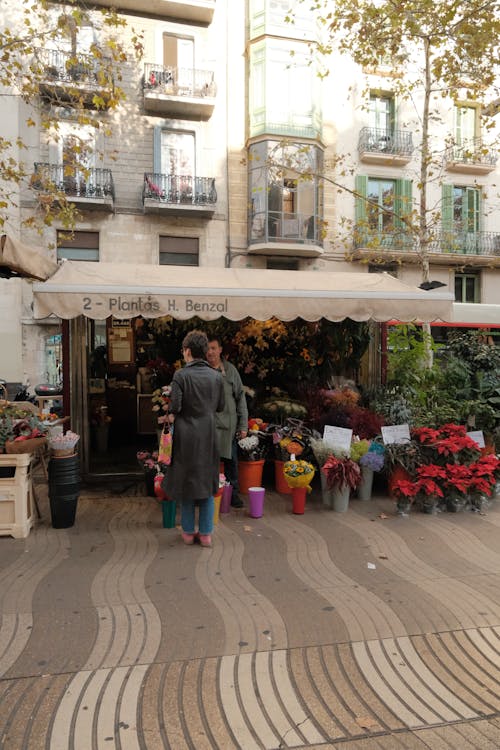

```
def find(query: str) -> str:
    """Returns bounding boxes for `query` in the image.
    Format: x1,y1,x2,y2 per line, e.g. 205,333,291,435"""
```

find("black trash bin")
48,454,81,528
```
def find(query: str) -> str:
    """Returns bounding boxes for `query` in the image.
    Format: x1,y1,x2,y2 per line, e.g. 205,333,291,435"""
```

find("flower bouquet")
151,385,172,427
49,430,80,457
283,459,315,491
238,433,267,461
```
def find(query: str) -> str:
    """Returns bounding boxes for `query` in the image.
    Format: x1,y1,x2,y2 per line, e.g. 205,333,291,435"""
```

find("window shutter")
466,187,480,232
394,179,412,228
355,175,368,224
153,127,162,175
441,184,454,232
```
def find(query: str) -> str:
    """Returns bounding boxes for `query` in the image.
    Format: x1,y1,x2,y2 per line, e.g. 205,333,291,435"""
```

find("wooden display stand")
0,453,36,539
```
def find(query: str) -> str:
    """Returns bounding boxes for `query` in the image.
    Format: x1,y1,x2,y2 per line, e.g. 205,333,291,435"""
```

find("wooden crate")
0,453,35,538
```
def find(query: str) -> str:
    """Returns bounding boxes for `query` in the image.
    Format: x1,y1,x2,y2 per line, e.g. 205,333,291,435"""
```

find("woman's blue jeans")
181,497,214,535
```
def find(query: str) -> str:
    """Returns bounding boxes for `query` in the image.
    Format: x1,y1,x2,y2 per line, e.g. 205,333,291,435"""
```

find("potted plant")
310,436,335,506
468,454,499,511
383,439,423,497
358,444,385,501
322,449,361,512
271,417,315,493
283,458,316,514
237,431,268,493
413,464,446,513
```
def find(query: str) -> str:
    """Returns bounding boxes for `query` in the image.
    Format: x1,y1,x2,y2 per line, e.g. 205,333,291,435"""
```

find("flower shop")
28,261,500,517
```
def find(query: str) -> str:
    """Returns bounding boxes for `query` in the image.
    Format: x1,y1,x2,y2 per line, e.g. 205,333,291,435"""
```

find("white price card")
381,424,411,445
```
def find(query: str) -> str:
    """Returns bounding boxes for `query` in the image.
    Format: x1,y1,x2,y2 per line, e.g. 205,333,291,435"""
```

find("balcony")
358,127,414,165
34,48,113,109
143,64,216,120
353,228,415,253
444,138,498,174
248,211,324,258
353,227,500,260
429,230,500,257
73,0,215,25
32,163,115,211
143,173,216,217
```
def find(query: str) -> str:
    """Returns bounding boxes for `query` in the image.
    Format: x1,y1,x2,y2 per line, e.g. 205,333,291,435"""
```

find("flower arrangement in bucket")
283,458,316,490
356,440,385,500
283,458,315,514
237,433,267,461
49,430,80,457
322,449,361,492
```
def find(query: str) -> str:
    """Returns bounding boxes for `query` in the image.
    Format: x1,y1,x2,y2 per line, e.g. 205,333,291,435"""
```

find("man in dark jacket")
207,336,248,508
165,330,225,547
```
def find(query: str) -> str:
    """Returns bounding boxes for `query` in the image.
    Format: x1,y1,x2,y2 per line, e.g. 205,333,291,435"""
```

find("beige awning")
452,303,500,326
0,234,58,281
32,261,454,322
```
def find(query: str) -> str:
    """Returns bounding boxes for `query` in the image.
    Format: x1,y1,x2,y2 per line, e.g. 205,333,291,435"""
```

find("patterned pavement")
1,483,500,749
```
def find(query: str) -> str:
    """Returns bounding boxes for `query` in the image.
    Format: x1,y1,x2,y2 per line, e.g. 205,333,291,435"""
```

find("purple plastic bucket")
220,484,232,513
248,486,265,518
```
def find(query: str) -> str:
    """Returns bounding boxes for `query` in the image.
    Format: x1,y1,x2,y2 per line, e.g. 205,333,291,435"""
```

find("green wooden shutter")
466,187,480,232
153,126,162,175
394,179,412,228
355,175,368,224
441,184,454,232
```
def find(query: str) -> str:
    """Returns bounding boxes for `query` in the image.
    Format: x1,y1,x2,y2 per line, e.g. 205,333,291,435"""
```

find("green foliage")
387,324,439,388
0,0,143,231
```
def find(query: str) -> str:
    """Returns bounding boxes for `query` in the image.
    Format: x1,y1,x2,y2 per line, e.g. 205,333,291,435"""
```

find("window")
455,105,477,146
355,176,412,248
154,129,195,177
163,34,194,92
266,258,298,270
249,39,321,139
57,230,99,261
442,185,480,233
248,140,323,244
368,93,395,133
455,272,480,303
368,263,398,277
159,236,199,266
49,122,97,191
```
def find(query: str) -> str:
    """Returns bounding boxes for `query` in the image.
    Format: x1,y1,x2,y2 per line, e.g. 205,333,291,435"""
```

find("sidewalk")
1,482,500,749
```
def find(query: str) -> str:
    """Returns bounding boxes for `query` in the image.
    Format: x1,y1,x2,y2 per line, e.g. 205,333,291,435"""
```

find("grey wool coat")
164,359,225,503
214,359,248,459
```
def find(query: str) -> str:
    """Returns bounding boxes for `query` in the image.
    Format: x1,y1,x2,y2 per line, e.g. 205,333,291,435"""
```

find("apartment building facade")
1,0,499,472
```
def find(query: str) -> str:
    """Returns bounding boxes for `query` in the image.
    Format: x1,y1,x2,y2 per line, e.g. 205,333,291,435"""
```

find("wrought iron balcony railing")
358,127,414,157
354,226,500,256
249,211,322,245
429,230,500,256
353,228,415,251
33,163,115,200
143,173,217,206
444,137,498,168
143,63,216,98
34,48,112,89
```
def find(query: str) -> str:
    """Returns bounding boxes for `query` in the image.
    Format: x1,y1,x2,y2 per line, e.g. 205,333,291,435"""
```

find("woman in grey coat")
165,330,225,547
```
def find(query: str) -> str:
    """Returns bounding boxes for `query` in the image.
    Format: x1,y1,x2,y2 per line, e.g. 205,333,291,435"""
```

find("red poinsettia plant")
412,424,481,466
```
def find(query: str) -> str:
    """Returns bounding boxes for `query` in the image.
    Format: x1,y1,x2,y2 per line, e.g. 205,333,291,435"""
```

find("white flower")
238,435,259,451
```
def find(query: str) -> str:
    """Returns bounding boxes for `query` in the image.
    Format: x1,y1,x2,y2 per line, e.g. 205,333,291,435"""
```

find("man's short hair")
183,330,208,359
208,335,222,347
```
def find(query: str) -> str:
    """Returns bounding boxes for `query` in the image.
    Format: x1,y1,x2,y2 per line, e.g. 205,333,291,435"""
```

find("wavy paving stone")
0,524,68,678
195,520,288,653
2,492,500,748
49,500,162,750
338,509,500,628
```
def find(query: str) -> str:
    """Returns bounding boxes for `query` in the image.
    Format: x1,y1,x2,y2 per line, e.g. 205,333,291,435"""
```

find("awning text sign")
81,293,230,318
